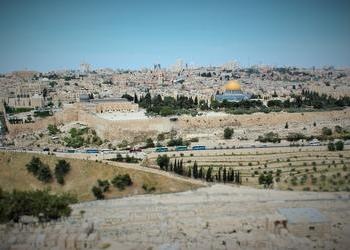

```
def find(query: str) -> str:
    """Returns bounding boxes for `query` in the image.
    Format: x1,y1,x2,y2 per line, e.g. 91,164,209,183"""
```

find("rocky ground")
2,184,349,250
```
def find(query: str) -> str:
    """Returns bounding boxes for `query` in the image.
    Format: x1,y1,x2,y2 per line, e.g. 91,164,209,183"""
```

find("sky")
0,0,349,72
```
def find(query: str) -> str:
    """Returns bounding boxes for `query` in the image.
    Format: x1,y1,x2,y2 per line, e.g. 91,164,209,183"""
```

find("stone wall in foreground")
0,219,100,250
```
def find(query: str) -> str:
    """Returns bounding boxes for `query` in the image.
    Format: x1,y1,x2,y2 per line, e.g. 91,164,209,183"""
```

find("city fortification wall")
5,104,350,141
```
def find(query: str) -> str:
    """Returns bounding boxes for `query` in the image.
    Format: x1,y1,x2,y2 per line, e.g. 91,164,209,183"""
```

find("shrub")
47,124,60,135
258,173,273,187
91,186,104,199
276,169,282,177
167,137,185,146
145,138,155,148
257,132,280,143
111,174,132,190
97,179,110,192
224,127,234,139
157,133,165,141
335,141,344,151
142,183,156,193
328,142,335,151
291,177,298,186
286,133,305,142
322,127,332,136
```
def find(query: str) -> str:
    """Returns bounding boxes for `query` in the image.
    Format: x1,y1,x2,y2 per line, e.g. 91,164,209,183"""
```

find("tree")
134,93,138,103
322,127,332,136
199,167,203,179
116,153,124,162
258,173,273,188
173,159,178,173
206,167,213,182
335,141,344,151
193,161,198,178
265,173,273,187
157,133,165,141
92,186,104,199
55,160,71,185
47,124,60,135
26,157,52,183
121,93,133,102
178,159,184,175
285,122,288,129
229,169,234,182
42,88,48,99
145,138,155,148
36,164,52,183
26,157,41,175
234,171,241,184
258,174,265,185
223,168,227,183
156,155,170,170
224,127,234,139
327,142,335,151
187,167,192,177
0,189,76,223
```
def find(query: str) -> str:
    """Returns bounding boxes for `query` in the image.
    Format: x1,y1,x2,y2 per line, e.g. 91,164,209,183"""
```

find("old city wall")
6,105,350,140
76,110,175,140
6,106,79,138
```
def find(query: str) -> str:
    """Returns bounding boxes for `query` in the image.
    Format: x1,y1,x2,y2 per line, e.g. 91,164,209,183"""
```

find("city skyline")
1,0,350,72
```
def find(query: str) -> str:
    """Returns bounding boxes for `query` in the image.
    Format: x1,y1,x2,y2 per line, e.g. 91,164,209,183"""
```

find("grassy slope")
0,151,201,201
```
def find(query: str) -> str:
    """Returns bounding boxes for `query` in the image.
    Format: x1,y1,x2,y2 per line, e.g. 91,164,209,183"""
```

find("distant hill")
0,151,201,201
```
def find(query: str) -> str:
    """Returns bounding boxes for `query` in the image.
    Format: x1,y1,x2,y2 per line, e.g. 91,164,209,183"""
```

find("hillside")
0,151,202,201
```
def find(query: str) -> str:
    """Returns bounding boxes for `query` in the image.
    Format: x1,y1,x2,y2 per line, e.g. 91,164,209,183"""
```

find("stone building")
7,94,44,108
92,98,138,113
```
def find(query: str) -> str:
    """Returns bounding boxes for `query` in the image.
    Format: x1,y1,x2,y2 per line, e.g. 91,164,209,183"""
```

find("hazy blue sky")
0,0,349,72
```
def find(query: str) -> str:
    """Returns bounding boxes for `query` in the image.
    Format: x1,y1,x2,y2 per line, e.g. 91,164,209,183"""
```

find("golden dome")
224,80,241,91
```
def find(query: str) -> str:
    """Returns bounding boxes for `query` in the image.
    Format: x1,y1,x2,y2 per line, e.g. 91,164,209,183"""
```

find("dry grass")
0,151,201,201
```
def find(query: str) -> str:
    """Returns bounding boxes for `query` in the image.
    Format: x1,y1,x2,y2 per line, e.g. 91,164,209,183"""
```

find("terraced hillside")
147,146,350,192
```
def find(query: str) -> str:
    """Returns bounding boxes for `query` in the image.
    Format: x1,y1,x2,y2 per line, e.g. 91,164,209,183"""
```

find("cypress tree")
223,168,227,183
193,161,198,178
199,167,203,179
179,159,184,175
174,159,178,174
187,167,192,177
206,167,213,182
230,168,234,182
235,171,241,184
